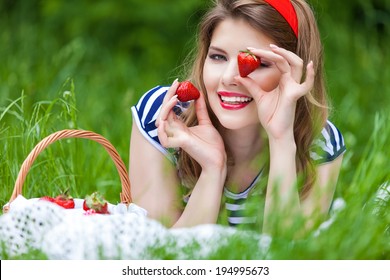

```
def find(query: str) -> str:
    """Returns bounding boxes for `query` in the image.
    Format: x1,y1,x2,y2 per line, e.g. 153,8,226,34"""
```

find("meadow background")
0,0,389,259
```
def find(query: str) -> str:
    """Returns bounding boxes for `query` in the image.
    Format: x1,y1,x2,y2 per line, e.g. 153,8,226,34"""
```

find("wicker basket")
3,129,132,213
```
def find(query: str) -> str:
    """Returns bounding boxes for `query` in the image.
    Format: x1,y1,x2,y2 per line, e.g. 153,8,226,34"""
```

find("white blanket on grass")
0,195,271,259
5,183,387,260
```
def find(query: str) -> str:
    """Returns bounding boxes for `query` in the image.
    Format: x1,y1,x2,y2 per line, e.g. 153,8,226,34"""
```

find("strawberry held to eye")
83,192,109,214
237,50,261,77
176,81,200,102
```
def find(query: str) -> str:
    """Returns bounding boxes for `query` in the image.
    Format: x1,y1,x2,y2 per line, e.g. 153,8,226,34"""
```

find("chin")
216,114,259,131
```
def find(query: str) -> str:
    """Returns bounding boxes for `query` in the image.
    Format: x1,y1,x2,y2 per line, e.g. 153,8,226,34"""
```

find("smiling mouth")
219,95,253,105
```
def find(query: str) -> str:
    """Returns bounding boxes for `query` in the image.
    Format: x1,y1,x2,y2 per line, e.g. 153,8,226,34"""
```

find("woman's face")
203,17,281,130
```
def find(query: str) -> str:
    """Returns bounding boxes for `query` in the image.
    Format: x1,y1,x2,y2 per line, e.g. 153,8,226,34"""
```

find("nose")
221,59,239,87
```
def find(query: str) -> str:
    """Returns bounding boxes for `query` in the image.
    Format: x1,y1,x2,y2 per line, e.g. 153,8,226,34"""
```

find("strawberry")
237,50,261,77
54,193,75,209
39,196,55,203
83,192,109,214
176,81,200,102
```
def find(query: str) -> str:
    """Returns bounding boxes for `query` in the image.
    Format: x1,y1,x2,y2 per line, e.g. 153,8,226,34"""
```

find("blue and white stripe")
131,86,170,156
311,120,346,163
223,172,262,226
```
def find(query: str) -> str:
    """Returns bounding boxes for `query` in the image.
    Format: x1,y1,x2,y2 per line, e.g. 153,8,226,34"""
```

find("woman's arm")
129,123,182,226
264,139,344,234
301,155,344,220
130,123,227,228
130,81,227,228
263,135,300,233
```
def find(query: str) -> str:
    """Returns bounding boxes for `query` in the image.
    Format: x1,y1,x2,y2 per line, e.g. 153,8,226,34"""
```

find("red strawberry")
39,196,55,203
83,192,109,214
176,81,200,102
237,50,261,77
54,193,75,209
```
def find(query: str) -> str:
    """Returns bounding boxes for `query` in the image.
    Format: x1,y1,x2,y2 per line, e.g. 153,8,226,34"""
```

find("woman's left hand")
236,45,315,140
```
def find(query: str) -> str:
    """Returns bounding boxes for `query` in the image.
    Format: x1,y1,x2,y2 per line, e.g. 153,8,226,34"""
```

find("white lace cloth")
2,182,389,260
0,195,271,259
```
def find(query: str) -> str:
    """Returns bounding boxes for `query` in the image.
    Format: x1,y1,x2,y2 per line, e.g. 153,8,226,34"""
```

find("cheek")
203,63,221,90
254,70,281,92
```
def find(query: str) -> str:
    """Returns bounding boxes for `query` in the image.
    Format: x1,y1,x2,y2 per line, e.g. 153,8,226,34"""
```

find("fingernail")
172,78,179,85
247,47,255,50
270,44,278,49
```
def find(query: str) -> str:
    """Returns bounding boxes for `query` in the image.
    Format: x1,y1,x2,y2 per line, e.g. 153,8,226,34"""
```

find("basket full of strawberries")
2,129,133,215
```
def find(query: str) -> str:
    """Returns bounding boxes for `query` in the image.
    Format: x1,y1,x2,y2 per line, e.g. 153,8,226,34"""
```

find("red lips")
218,91,253,110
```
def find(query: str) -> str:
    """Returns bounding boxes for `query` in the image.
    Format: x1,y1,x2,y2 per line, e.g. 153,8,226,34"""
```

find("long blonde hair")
178,0,328,197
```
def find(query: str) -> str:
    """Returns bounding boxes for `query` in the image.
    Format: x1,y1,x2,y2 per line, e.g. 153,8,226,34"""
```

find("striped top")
131,85,346,227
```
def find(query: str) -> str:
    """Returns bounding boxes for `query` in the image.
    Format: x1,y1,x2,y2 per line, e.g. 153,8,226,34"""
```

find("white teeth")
220,96,253,103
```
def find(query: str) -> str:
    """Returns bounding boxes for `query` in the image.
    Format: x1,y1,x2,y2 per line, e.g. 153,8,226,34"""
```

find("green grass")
0,80,130,204
1,0,389,259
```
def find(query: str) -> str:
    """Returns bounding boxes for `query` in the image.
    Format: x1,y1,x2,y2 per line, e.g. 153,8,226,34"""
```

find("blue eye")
209,54,227,61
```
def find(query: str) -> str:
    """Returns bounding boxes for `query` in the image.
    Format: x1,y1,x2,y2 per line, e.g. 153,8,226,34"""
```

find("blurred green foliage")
0,0,206,147
0,0,389,191
313,0,390,186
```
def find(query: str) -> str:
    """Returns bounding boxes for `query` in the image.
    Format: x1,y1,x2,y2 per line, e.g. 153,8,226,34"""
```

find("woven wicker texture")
4,129,132,213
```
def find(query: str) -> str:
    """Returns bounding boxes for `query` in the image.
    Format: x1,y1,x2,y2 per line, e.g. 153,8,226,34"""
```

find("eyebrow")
208,45,227,54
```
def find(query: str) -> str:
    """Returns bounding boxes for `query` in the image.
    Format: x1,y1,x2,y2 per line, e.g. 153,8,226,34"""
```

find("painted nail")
172,78,179,85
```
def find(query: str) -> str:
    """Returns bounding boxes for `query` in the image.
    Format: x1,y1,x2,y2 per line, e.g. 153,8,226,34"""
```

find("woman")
129,0,346,234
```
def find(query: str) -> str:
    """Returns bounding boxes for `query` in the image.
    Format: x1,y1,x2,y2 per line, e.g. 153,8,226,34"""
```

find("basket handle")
5,129,132,212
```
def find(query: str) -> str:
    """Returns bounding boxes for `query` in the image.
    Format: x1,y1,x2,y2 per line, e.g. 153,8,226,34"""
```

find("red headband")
264,0,298,37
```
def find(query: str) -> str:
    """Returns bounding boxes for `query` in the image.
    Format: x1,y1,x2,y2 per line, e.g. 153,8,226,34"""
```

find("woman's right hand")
156,80,226,171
